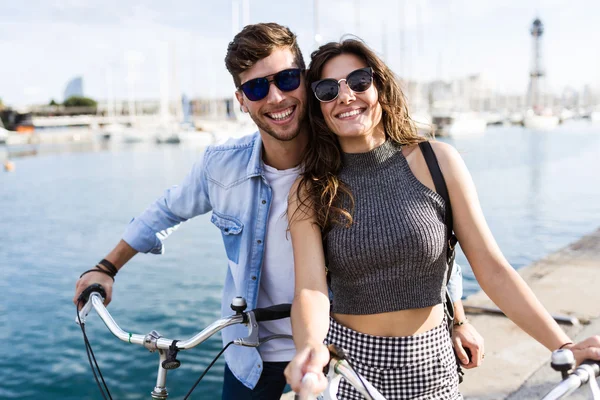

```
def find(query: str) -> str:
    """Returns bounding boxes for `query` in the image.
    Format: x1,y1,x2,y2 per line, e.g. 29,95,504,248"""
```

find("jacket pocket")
211,211,244,264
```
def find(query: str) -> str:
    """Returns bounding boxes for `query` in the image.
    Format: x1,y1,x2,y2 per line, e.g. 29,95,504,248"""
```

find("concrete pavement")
461,228,600,400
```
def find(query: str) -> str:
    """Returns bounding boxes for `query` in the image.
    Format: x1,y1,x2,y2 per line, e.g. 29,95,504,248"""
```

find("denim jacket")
122,132,464,389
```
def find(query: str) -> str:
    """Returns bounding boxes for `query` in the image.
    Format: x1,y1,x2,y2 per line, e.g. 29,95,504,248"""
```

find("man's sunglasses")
311,67,373,103
237,68,303,101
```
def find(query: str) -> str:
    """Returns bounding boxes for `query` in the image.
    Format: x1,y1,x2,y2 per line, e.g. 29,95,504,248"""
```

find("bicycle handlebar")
542,359,600,400
298,372,321,400
76,284,291,351
254,303,292,322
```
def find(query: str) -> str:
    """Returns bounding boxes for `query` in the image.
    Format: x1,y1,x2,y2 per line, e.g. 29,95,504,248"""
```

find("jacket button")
251,276,257,280
224,228,229,232
257,240,262,244
262,200,266,204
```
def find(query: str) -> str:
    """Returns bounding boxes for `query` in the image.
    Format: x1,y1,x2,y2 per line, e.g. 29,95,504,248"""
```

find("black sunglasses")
237,68,303,101
311,67,373,102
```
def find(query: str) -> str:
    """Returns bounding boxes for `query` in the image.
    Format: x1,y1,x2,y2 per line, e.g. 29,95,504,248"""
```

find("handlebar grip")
581,359,600,376
78,283,107,304
298,372,320,400
252,303,291,322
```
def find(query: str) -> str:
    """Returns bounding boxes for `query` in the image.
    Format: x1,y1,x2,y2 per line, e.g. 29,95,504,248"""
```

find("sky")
1,0,599,107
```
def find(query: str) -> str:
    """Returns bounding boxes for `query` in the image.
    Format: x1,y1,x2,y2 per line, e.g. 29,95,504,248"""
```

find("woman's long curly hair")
294,38,426,233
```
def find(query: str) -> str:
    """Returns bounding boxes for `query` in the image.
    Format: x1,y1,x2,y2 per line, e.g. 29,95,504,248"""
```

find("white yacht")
0,127,8,145
432,111,487,138
0,119,8,144
523,109,559,131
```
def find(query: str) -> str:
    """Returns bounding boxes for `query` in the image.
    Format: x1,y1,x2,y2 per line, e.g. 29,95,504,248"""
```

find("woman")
284,38,600,399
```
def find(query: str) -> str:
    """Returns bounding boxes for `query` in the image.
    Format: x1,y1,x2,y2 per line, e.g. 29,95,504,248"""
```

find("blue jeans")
222,361,289,400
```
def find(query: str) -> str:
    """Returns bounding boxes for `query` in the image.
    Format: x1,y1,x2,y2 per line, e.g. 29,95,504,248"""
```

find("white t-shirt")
256,163,301,362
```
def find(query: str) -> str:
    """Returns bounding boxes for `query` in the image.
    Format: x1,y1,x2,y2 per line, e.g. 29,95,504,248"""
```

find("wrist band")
98,259,118,276
558,342,573,350
453,319,468,327
80,267,115,282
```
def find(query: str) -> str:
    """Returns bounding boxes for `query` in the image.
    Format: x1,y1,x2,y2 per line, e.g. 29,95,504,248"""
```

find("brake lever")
75,284,106,325
76,294,96,325
233,310,260,347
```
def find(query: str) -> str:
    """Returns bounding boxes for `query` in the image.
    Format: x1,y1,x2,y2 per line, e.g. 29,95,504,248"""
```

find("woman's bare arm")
284,180,332,392
431,141,571,351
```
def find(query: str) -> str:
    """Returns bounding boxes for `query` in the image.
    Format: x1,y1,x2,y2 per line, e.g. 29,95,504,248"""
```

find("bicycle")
541,349,600,399
76,284,386,400
80,284,598,400
76,284,292,399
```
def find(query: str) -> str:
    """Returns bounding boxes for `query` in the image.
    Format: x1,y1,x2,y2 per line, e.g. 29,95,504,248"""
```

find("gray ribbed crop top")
326,140,449,315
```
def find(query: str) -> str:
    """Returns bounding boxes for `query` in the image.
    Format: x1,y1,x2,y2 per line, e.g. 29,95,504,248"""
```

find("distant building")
64,76,84,100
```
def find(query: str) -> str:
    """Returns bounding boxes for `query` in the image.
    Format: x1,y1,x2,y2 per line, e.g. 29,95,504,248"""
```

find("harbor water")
1,121,600,399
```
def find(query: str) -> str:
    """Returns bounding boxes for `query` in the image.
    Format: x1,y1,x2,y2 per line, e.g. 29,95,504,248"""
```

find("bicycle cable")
76,301,113,400
328,344,376,400
344,358,376,400
182,341,234,400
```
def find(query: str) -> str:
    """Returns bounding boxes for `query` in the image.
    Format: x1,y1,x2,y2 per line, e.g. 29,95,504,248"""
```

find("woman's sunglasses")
237,68,303,101
311,67,373,103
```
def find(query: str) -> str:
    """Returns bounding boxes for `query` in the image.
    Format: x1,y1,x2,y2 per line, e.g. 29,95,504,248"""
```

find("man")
73,22,483,399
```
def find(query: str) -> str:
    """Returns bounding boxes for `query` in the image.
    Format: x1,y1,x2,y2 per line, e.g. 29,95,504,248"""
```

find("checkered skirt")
325,317,462,400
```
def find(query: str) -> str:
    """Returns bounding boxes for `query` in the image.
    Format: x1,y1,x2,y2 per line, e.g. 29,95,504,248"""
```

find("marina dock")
462,228,600,399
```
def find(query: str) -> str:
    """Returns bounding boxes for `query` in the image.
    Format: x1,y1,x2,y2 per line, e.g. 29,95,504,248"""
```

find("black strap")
418,142,452,243
419,141,464,383
418,141,458,281
98,259,118,276
80,268,115,282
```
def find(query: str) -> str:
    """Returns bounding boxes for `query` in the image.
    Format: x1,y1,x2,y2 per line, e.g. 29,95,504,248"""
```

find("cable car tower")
527,18,546,112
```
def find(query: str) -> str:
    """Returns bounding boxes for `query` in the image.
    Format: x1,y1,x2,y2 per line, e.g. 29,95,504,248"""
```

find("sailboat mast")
314,0,321,48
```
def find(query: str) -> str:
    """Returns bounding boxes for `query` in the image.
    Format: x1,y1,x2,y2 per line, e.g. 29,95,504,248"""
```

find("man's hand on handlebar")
74,271,114,309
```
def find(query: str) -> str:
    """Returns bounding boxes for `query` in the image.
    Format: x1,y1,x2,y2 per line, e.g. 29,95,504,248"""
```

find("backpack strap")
418,141,458,281
418,141,465,383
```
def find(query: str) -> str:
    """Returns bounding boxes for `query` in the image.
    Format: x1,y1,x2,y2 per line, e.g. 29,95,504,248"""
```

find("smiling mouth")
336,108,365,119
266,106,296,121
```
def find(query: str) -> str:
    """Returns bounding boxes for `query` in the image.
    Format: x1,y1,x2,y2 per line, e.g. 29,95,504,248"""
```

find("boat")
523,109,559,130
99,122,127,140
155,133,181,144
0,127,8,145
432,111,487,138
509,112,525,126
0,119,8,145
121,128,148,143
411,111,434,137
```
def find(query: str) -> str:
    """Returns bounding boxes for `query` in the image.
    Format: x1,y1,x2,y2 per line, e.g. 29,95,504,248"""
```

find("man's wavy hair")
225,22,305,88
295,38,425,234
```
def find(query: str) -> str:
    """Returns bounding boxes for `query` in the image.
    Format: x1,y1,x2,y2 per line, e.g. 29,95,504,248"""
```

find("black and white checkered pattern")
325,317,462,400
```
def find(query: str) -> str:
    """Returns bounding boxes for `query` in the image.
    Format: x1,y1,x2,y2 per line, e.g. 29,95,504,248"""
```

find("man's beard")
249,104,306,142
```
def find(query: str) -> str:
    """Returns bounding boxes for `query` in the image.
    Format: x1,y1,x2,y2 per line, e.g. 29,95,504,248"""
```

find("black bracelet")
98,259,118,276
558,342,574,350
80,268,115,282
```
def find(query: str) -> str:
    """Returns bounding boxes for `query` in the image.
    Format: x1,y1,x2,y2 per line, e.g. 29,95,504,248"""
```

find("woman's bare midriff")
332,304,445,337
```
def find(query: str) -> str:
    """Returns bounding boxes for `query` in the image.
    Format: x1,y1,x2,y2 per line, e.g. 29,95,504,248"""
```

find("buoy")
4,160,15,172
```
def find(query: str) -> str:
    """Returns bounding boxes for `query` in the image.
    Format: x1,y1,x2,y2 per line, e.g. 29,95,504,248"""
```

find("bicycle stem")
151,349,169,400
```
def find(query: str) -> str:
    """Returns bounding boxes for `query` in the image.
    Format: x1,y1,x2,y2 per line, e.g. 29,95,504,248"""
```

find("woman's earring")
240,105,247,113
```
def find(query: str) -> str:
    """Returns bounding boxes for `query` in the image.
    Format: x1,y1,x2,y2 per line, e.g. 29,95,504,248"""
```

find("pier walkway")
462,228,600,399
